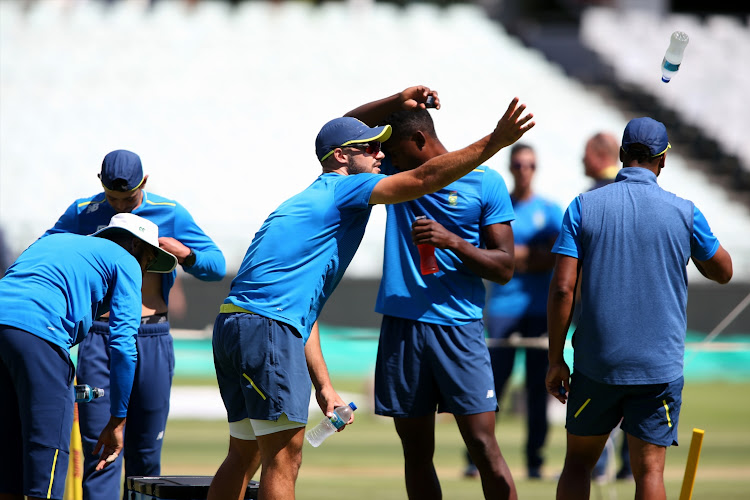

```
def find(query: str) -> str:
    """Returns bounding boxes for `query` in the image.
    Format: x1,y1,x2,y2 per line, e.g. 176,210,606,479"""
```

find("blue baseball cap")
621,117,671,157
99,150,145,191
315,117,392,162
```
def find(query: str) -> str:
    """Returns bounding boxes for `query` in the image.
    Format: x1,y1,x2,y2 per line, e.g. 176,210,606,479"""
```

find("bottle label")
662,60,680,72
329,413,346,430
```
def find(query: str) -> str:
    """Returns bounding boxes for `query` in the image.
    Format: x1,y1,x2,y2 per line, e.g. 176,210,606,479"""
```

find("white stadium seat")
1,0,749,280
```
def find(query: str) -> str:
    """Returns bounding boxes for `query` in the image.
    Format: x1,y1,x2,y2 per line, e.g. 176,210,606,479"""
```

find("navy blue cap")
621,117,671,157
315,117,392,162
99,150,145,191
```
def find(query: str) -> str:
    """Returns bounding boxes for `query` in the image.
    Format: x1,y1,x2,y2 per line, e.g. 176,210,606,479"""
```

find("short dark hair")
106,178,132,192
622,143,661,164
510,142,533,157
381,109,437,143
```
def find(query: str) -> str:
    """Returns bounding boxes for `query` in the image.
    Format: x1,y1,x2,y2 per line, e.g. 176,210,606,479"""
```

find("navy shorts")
213,312,311,424
0,326,75,499
566,370,683,447
374,315,497,417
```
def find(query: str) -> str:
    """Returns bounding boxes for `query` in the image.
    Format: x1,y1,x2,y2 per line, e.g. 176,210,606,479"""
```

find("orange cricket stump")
679,428,705,500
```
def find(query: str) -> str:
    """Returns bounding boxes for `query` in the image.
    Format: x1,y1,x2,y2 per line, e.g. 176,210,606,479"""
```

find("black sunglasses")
511,161,536,170
340,141,382,156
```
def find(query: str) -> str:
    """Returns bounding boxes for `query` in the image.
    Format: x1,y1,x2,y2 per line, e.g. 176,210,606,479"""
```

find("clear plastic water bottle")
415,216,439,275
75,384,105,403
661,31,689,83
305,402,357,447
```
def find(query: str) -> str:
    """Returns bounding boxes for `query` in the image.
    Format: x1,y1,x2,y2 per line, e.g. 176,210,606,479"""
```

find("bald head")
583,132,620,180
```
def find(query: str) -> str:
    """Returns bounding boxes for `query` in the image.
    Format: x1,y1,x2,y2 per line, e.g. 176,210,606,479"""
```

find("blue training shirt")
43,191,226,302
225,172,385,342
375,160,514,325
486,194,563,318
0,234,141,417
552,167,720,385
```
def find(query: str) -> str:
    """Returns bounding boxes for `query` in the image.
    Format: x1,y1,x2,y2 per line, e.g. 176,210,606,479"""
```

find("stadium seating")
1,0,749,280
580,7,750,176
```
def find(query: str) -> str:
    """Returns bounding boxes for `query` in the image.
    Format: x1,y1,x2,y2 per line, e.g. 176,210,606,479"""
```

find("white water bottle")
661,31,689,83
305,402,357,447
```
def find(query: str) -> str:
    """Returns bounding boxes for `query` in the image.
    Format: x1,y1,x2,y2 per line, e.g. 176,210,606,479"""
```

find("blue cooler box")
127,476,259,499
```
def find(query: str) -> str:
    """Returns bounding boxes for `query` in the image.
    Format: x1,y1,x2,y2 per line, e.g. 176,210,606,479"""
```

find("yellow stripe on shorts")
243,373,267,400
663,400,673,428
574,398,591,418
47,448,59,499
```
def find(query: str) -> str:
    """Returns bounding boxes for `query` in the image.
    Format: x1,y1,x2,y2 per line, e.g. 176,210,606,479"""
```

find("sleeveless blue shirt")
553,167,719,384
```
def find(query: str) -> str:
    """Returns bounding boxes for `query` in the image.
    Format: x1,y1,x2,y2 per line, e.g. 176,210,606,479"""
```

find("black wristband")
183,249,196,268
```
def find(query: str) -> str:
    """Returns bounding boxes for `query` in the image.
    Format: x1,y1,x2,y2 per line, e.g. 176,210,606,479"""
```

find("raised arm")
345,85,440,126
369,97,534,205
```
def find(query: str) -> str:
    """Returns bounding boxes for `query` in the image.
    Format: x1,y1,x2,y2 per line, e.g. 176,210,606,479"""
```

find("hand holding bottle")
412,216,459,275
305,402,358,447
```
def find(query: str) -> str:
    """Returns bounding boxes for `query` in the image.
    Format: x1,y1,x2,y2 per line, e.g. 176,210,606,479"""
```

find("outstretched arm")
345,85,440,126
369,97,535,205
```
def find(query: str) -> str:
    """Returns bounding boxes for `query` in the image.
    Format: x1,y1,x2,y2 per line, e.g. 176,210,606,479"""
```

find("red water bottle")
415,216,439,275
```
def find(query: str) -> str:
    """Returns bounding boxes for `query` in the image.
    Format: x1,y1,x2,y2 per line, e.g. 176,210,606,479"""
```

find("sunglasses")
340,141,382,156
510,161,535,170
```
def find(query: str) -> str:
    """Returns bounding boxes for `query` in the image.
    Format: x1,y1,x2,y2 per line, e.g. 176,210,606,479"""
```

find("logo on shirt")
86,203,100,214
448,191,458,207
486,390,494,399
533,210,546,230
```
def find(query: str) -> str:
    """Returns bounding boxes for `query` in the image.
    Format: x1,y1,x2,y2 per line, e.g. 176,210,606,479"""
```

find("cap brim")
319,124,393,162
148,251,178,273
90,227,177,274
340,124,392,146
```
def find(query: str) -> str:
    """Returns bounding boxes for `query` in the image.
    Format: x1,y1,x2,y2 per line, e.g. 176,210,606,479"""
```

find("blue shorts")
374,315,497,417
213,312,311,425
0,326,75,499
566,370,683,447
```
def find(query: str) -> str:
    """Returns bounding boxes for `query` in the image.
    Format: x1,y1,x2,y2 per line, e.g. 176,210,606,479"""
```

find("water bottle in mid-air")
75,384,105,403
661,31,689,83
305,402,357,447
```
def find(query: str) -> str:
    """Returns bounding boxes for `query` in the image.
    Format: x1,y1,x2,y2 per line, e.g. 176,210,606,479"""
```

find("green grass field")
161,378,750,499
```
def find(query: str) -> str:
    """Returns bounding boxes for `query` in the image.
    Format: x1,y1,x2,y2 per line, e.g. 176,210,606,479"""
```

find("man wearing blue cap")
208,85,535,500
0,213,177,500
545,117,733,499
43,150,226,500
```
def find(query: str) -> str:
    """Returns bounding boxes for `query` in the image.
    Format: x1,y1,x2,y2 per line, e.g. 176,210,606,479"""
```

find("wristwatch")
183,249,196,268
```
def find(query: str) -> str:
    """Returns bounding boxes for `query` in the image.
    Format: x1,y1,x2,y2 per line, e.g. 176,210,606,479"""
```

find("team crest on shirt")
533,210,546,229
448,191,458,206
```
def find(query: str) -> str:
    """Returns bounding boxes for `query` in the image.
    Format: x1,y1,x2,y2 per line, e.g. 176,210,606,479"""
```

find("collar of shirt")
615,166,657,185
